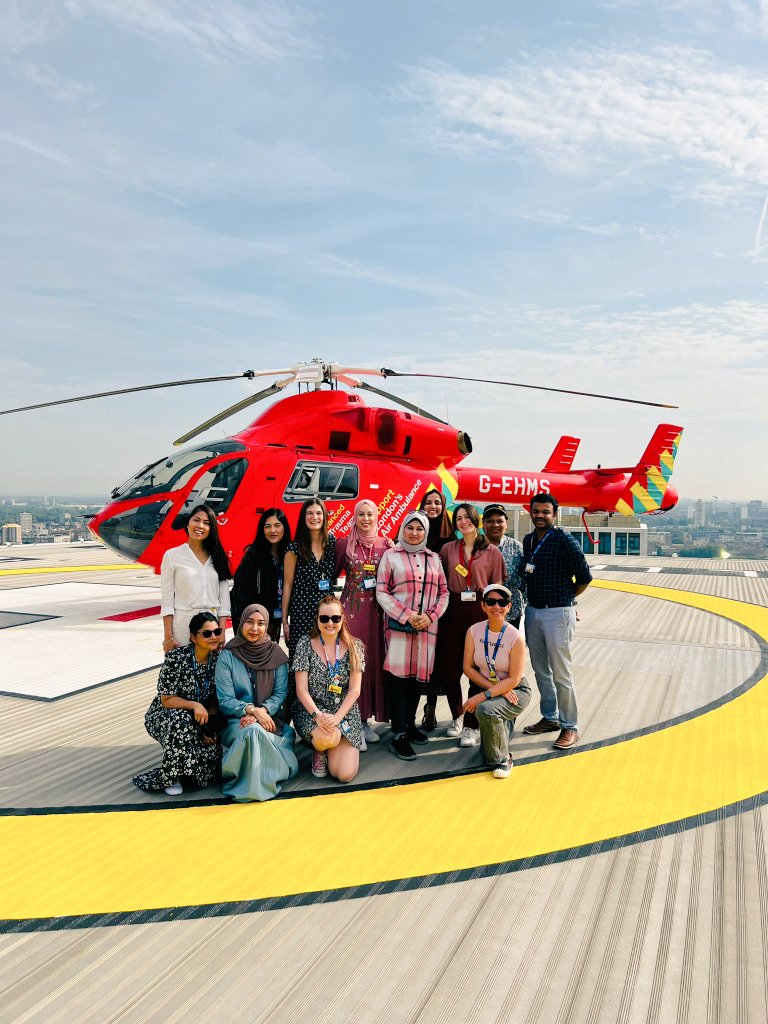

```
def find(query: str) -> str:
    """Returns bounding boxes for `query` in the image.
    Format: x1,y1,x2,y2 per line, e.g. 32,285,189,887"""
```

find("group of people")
133,489,592,801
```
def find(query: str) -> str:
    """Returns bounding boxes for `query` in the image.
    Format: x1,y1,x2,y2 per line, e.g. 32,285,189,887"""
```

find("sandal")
421,704,437,732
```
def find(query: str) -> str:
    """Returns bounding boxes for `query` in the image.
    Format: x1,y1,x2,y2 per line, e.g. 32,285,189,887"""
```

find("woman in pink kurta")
376,511,449,761
335,499,394,743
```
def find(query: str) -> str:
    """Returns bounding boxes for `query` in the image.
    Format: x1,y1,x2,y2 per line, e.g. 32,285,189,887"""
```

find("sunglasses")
199,627,223,638
318,614,342,624
483,598,510,607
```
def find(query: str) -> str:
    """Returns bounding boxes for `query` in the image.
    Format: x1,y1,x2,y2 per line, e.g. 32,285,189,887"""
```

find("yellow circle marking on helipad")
0,564,139,576
1,579,766,922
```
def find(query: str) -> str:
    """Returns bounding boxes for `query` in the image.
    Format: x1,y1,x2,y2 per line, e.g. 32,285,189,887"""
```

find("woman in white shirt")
161,504,232,652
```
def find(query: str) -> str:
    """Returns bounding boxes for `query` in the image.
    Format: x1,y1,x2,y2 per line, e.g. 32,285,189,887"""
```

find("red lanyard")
458,544,477,587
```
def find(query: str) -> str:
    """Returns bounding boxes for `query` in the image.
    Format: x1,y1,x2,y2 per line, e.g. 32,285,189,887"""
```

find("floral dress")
286,537,338,652
132,646,221,792
291,634,365,750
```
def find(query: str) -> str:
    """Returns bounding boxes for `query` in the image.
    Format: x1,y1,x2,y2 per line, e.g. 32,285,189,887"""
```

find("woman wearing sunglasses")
133,612,224,796
462,585,531,778
215,604,298,801
292,598,364,782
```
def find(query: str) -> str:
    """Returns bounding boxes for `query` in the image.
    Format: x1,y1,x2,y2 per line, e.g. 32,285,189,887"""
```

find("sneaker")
446,717,463,738
164,782,183,796
363,722,380,744
311,750,328,777
359,735,367,752
523,717,560,735
406,725,429,745
459,727,480,747
492,759,512,779
389,734,417,761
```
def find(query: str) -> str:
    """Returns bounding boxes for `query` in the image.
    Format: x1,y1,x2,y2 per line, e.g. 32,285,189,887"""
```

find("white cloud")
408,46,768,185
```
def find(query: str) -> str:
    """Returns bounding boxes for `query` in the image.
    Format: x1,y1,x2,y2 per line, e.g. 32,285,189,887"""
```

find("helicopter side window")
112,440,247,501
181,457,248,514
283,461,359,502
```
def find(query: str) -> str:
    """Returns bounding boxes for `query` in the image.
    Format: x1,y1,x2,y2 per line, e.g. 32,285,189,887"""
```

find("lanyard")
483,624,506,677
321,638,341,686
458,544,477,588
529,528,554,562
275,556,283,600
190,648,212,703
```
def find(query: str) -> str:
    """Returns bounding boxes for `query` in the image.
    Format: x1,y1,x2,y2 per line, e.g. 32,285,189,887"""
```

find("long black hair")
293,497,330,563
453,502,489,553
240,508,292,572
186,503,231,580
188,611,219,637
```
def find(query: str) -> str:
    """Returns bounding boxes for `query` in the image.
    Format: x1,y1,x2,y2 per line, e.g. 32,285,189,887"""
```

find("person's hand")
254,706,276,733
192,702,209,725
463,695,482,714
315,711,336,730
407,612,423,629
283,622,290,643
505,690,519,706
239,714,257,728
162,637,179,653
202,732,217,746
412,613,431,631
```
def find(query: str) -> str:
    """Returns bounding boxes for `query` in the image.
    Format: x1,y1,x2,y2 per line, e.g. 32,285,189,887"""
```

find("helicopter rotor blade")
355,382,448,424
378,369,678,409
173,377,296,446
0,369,296,417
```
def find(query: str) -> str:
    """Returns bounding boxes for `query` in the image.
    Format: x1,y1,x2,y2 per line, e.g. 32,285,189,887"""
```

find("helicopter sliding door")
282,461,359,503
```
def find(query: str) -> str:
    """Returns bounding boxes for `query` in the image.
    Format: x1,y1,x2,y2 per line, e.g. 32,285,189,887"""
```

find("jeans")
476,686,531,764
524,605,578,729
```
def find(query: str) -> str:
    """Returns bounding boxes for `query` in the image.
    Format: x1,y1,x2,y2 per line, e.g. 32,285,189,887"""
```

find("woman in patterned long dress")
132,611,223,796
292,596,365,783
418,489,453,731
335,499,394,746
376,511,449,761
230,508,291,642
282,498,337,717
215,604,298,802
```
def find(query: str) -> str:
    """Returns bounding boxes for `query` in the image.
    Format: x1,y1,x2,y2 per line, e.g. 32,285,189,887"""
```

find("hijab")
225,603,288,709
397,510,430,553
346,499,381,561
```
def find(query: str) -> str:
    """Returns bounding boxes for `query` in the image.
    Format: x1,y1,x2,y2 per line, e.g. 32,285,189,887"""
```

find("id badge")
461,590,476,602
363,563,376,572
455,564,469,578
318,579,331,591
363,577,377,590
525,563,535,574
273,608,282,620
328,683,342,695
489,671,498,683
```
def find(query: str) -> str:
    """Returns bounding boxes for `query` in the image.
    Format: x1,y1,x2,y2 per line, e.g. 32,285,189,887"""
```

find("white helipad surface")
0,583,163,699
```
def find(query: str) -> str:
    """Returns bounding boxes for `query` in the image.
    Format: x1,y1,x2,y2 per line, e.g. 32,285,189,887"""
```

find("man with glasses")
521,493,592,751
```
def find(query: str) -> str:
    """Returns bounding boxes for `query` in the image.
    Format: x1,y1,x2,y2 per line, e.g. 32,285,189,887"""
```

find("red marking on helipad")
100,606,160,622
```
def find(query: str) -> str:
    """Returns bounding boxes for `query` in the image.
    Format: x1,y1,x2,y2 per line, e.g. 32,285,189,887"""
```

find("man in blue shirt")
521,493,592,750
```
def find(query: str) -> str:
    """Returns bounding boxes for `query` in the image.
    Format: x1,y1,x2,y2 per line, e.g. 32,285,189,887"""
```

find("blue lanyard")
483,624,506,676
190,648,212,703
322,638,341,685
530,528,554,562
275,558,283,599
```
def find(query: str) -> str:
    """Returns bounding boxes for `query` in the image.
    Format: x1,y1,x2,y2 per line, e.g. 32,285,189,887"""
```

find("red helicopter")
1,359,682,570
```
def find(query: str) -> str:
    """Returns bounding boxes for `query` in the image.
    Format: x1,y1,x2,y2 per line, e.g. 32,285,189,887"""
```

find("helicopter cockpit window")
283,461,359,502
111,441,247,501
179,457,248,515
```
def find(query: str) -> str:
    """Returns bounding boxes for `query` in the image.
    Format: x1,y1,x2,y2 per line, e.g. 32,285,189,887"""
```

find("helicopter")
0,359,682,571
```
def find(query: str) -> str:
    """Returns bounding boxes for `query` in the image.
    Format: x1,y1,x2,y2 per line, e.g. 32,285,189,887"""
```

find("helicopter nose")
93,501,170,560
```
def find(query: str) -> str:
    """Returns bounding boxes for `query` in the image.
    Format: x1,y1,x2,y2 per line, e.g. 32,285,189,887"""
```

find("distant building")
18,512,33,536
1,523,21,544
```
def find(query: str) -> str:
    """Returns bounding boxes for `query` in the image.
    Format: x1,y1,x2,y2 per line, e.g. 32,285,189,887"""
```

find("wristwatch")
484,688,493,699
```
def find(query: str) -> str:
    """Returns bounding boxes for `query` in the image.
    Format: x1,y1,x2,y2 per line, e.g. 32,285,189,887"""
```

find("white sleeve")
160,548,176,617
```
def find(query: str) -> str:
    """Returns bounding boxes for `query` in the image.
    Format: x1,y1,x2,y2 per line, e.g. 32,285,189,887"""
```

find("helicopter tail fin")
614,424,683,515
542,435,580,473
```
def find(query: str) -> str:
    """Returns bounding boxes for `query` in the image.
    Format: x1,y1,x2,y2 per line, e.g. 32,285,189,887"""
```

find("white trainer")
492,759,512,779
459,727,479,747
359,735,367,752
363,722,380,744
446,717,463,738
164,782,183,796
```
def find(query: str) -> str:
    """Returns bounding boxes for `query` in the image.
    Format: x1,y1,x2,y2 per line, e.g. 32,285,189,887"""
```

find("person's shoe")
406,725,429,745
459,727,480,747
164,782,183,796
446,717,463,738
359,735,367,752
389,734,417,761
311,750,329,777
363,722,380,743
421,704,437,732
492,759,512,779
553,728,579,750
523,717,560,735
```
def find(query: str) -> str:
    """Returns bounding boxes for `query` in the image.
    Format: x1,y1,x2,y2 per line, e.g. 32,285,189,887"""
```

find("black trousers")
384,671,421,736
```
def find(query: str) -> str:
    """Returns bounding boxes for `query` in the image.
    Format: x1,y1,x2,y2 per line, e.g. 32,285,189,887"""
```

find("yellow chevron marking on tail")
630,482,657,512
436,462,459,502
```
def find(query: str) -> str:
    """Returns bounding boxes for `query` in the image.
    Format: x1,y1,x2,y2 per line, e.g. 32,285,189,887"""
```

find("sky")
1,0,766,502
